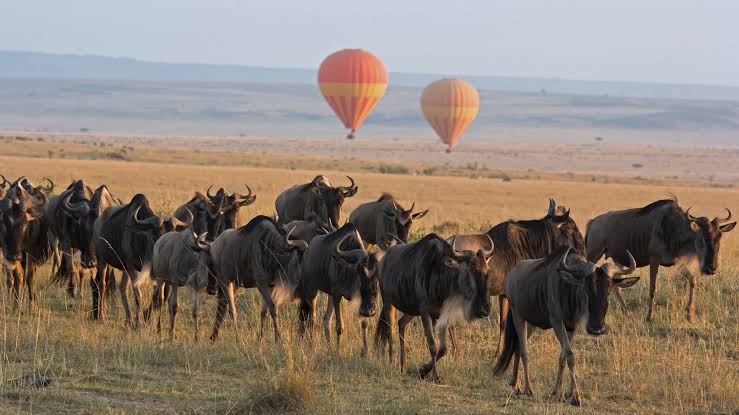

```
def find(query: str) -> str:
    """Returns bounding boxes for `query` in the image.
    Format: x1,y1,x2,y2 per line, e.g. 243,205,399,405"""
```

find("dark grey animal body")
493,247,639,406
349,193,428,249
275,175,357,229
208,215,307,342
449,199,584,354
297,223,380,355
92,193,162,324
374,233,493,382
585,197,735,321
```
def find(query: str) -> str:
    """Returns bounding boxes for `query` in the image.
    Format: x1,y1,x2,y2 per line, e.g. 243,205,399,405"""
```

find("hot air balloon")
318,49,388,139
420,78,479,152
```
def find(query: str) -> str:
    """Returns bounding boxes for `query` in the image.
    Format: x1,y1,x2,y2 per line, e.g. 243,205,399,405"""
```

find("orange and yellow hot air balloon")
318,49,388,139
420,78,479,152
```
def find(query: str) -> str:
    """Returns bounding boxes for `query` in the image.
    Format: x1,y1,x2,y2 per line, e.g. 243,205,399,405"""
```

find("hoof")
570,398,581,407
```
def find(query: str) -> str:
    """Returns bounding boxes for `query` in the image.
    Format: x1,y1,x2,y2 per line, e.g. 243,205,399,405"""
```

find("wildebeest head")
379,194,428,243
318,176,358,229
206,185,255,236
61,183,119,268
545,198,586,254
124,194,163,271
559,247,639,336
186,231,213,288
1,179,48,263
686,207,735,275
444,236,494,319
332,228,378,317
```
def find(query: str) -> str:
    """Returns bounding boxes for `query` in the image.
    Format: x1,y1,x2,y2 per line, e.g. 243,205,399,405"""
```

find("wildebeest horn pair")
686,206,732,224
559,247,597,276
337,176,358,196
41,177,55,193
449,235,495,260
62,192,91,217
0,174,10,188
333,230,367,262
284,226,309,250
602,250,638,278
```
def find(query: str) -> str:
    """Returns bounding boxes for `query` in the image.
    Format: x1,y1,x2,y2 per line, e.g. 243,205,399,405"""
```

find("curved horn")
206,185,218,201
606,250,637,277
62,192,90,217
238,184,256,206
450,236,473,261
239,184,254,200
685,206,698,221
132,205,161,228
171,207,194,229
717,208,732,224
193,232,210,251
338,176,357,195
405,202,416,214
0,174,10,188
333,230,365,261
547,198,556,217
207,197,224,219
18,182,46,207
284,226,309,250
560,247,597,276
482,235,495,259
41,177,55,193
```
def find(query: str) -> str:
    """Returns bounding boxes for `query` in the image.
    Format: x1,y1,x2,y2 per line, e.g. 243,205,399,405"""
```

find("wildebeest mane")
634,198,678,217
391,233,461,303
377,193,394,202
533,245,570,272
487,219,558,274
239,215,297,281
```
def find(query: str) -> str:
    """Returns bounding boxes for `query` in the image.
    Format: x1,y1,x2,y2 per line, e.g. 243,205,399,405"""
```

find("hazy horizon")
1,1,738,87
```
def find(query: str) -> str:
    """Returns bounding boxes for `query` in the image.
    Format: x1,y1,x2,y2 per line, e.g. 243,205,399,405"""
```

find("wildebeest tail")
374,304,395,353
493,308,518,376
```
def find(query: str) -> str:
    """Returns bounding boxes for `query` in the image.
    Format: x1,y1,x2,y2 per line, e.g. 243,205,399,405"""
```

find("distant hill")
2,50,739,102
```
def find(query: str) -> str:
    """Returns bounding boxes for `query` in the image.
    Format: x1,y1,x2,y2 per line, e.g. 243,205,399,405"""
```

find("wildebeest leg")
259,301,269,342
155,281,165,333
118,271,132,326
512,314,533,397
168,285,179,339
612,287,629,314
15,259,26,310
131,278,144,328
106,268,117,305
332,295,344,352
25,256,36,311
418,313,441,382
448,325,459,356
398,314,414,371
91,264,107,320
360,319,369,357
685,272,697,322
190,285,200,341
256,283,280,342
510,348,521,392
209,289,228,342
552,321,580,406
551,324,575,402
646,261,659,322
496,295,508,355
323,298,334,344
226,282,238,332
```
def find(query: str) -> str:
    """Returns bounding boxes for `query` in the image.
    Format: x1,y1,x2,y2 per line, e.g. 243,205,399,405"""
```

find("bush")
377,164,410,175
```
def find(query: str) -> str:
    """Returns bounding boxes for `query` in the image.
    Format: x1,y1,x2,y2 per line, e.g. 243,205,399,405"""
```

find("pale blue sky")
1,0,737,86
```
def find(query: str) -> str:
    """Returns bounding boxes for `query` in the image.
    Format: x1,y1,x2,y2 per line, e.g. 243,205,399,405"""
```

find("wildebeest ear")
443,257,461,269
559,271,584,286
719,222,736,233
690,221,700,232
412,209,429,220
612,276,640,288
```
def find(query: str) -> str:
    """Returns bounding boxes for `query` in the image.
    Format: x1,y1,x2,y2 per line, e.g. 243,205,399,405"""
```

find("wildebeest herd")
0,174,735,406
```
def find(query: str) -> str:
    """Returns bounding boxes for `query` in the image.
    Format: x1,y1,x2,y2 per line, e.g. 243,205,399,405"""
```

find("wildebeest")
0,177,52,309
285,213,331,244
151,229,212,340
92,193,163,324
493,247,638,406
349,193,428,249
374,234,493,382
163,192,220,235
208,215,308,342
585,197,736,321
297,223,380,354
449,199,584,354
275,175,358,229
205,184,257,238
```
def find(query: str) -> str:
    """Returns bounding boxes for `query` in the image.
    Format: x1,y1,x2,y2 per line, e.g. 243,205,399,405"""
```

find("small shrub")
378,164,410,175
632,163,644,169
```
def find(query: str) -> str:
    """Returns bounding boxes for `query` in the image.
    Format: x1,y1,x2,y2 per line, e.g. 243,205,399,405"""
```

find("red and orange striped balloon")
318,49,388,139
420,78,479,152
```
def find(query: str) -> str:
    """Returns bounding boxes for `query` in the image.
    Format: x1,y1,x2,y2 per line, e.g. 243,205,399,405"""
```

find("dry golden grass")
0,142,737,414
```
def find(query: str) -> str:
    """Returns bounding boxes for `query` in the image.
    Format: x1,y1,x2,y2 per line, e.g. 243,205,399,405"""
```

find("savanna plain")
0,135,737,414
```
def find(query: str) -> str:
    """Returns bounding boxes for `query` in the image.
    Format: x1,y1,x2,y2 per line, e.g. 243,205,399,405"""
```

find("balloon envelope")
318,49,388,138
420,78,479,150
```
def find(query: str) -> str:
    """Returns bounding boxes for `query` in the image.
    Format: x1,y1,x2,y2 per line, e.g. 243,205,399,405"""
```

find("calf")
493,247,638,406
